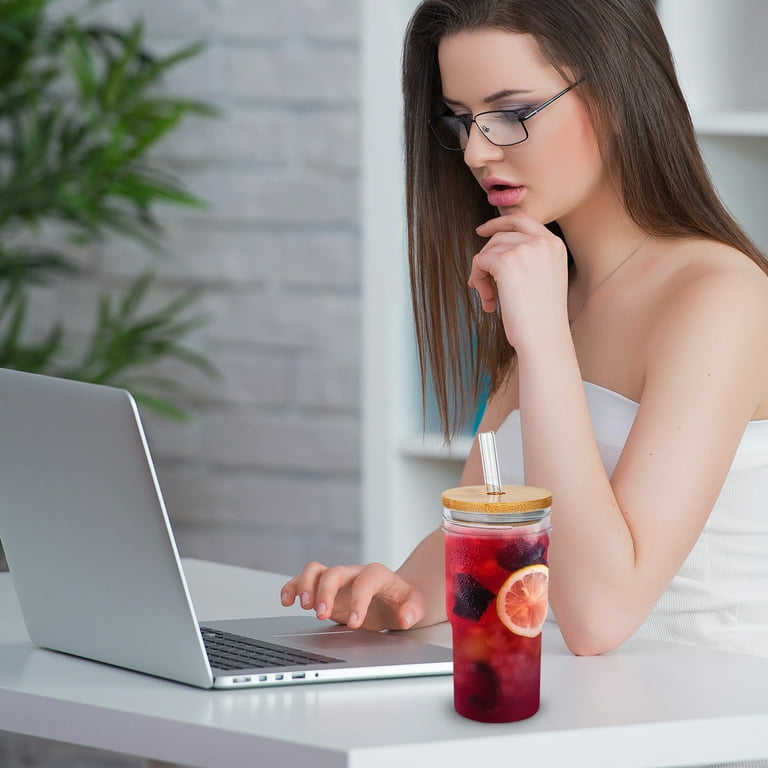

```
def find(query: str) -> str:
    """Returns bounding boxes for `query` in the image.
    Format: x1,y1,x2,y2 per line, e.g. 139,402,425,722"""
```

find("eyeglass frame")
428,78,584,151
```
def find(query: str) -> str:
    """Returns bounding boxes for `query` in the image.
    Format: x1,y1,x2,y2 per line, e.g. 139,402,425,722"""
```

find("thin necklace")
568,233,653,333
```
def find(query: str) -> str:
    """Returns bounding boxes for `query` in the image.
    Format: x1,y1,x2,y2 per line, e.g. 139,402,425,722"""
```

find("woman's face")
437,29,609,227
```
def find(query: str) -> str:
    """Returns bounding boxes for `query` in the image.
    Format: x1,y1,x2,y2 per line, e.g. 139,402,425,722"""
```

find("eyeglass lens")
430,112,528,150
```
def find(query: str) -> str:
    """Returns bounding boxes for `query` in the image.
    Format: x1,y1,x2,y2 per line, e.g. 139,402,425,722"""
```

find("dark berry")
496,536,547,572
452,573,494,621
465,662,499,711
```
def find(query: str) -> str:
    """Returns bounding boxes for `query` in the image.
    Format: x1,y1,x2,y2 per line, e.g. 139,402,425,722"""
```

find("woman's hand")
470,212,570,349
280,561,427,631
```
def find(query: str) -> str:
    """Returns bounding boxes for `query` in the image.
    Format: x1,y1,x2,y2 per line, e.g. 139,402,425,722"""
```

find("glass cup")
442,485,552,723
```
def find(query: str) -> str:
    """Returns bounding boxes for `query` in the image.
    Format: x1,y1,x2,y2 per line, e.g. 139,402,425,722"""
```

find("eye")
450,113,473,128
500,106,533,120
481,110,526,128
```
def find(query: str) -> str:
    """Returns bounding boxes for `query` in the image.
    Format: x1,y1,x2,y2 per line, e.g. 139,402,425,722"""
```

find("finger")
476,212,549,238
467,267,498,313
313,564,364,621
284,561,329,610
280,570,311,606
346,563,411,629
280,576,298,606
394,589,426,630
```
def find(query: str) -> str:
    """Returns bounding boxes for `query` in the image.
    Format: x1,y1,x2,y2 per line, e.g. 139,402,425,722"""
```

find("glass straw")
478,431,502,494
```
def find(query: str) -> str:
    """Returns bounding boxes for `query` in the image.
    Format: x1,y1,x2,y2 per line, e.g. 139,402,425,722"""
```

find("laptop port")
291,672,306,680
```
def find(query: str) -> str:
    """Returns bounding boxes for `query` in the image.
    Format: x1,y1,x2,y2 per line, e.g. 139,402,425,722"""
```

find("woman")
282,0,768,662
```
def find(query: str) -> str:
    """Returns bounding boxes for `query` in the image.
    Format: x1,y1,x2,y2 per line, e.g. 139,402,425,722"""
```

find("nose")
462,122,505,170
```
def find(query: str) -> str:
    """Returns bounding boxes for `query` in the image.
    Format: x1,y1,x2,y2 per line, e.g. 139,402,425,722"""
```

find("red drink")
442,485,551,723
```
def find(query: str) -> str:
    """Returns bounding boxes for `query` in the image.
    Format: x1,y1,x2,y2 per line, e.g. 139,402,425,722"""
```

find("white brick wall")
152,0,361,575
45,0,364,578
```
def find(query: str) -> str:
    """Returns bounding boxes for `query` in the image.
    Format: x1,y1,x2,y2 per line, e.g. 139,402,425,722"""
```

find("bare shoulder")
645,237,768,416
650,238,768,334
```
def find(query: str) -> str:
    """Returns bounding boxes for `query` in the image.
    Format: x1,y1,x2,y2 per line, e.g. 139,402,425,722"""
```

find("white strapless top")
495,381,768,658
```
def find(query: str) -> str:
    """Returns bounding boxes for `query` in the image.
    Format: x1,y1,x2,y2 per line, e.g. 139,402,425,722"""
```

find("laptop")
0,367,453,689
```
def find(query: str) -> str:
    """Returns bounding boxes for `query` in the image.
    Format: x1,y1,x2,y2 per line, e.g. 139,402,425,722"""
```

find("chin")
496,203,547,224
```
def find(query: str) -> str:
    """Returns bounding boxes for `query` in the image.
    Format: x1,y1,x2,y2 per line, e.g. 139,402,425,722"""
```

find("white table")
1,559,767,767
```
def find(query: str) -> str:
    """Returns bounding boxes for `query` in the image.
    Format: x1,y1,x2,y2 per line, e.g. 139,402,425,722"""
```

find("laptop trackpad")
276,628,405,652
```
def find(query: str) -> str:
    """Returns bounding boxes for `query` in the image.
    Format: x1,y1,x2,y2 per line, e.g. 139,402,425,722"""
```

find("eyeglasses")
428,80,583,151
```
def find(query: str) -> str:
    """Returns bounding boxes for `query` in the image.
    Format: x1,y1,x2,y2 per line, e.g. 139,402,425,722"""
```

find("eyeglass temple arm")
520,78,585,122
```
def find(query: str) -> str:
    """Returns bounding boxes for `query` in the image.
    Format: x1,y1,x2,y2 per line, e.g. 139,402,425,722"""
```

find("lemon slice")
496,563,549,637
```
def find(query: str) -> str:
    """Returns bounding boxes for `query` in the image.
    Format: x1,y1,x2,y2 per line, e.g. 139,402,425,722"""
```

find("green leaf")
0,247,78,285
62,23,97,103
101,20,144,110
0,291,65,373
131,392,191,422
0,2,217,419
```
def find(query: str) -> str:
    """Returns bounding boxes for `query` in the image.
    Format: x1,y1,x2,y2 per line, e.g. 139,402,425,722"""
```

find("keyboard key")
200,626,343,671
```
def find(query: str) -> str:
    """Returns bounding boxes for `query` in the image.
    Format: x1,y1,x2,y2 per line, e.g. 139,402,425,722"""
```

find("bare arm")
525,269,768,653
471,214,768,654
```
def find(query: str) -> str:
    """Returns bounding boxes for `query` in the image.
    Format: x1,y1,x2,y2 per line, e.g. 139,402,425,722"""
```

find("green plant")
0,0,219,419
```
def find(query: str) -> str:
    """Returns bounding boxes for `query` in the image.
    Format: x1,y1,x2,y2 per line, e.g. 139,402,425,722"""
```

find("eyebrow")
443,89,534,107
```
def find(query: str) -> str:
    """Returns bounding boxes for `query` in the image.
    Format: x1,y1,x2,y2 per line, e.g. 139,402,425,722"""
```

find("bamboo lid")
442,484,552,514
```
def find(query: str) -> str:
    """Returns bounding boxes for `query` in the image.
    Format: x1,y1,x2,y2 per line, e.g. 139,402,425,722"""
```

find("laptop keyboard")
200,626,343,671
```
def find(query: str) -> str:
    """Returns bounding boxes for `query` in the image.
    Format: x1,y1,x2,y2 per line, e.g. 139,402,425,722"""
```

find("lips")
487,185,524,208
481,177,524,208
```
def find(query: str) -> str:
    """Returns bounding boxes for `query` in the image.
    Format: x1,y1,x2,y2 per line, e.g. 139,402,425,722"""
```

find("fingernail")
403,611,415,629
300,592,311,608
348,611,359,627
317,602,327,617
281,591,290,605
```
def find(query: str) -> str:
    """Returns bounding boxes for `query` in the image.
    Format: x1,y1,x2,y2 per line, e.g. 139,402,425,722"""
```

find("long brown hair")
403,0,766,442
